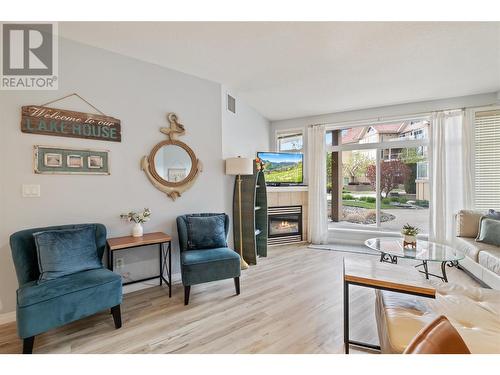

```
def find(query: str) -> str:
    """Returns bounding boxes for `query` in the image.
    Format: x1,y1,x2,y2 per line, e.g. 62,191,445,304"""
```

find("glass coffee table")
365,237,465,282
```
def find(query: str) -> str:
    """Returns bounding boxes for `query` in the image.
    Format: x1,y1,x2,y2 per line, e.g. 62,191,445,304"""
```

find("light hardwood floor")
0,245,478,354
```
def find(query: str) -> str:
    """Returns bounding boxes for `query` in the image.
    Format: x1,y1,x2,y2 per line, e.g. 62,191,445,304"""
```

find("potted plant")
120,208,151,237
401,223,419,247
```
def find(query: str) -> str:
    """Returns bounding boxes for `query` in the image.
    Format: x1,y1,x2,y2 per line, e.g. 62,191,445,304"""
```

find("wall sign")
21,105,121,142
34,145,110,175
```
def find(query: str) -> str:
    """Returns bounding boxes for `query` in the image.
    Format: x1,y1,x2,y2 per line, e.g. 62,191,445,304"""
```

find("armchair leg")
23,336,35,354
111,305,122,329
234,277,240,295
184,286,191,305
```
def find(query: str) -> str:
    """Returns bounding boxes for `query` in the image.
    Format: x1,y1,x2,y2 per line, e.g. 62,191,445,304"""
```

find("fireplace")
268,206,303,245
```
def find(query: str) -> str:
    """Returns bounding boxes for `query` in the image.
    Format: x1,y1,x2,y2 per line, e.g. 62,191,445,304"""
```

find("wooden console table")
107,232,172,297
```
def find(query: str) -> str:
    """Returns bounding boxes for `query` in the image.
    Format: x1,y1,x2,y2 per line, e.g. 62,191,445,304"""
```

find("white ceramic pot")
403,234,416,244
132,223,143,237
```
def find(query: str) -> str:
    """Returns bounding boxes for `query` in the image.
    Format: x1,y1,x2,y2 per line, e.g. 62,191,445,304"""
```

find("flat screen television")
257,152,303,185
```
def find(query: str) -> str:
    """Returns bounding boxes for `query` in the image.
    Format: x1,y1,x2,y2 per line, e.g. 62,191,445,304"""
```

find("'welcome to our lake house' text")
21,106,121,142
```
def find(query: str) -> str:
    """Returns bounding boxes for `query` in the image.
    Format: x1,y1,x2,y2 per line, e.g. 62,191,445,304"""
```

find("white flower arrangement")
120,208,151,224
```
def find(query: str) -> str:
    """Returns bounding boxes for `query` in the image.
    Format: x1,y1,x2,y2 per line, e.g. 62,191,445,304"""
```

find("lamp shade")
225,157,254,175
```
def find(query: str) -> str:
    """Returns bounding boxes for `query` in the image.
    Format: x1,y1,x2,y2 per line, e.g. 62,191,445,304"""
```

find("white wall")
0,37,269,314
221,87,270,160
220,87,271,246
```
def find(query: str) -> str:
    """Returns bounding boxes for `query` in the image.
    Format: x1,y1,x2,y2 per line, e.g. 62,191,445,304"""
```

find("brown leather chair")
404,315,471,354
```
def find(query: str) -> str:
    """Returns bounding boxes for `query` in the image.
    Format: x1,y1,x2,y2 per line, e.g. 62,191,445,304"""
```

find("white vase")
132,223,143,237
403,234,416,244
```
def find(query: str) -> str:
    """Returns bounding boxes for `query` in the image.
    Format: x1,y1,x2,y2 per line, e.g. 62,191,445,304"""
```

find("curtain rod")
307,105,480,129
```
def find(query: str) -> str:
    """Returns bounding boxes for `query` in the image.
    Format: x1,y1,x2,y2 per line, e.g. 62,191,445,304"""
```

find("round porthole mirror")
141,113,202,200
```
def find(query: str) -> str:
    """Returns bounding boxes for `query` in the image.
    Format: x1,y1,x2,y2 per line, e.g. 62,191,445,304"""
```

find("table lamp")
225,156,254,270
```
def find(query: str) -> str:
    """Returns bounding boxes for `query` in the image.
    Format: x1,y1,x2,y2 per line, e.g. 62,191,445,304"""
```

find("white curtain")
430,110,473,244
307,125,328,244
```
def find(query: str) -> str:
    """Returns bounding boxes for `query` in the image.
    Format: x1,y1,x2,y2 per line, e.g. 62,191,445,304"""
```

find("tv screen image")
257,152,303,185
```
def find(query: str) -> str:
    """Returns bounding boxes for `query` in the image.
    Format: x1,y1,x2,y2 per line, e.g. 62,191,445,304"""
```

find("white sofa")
453,210,500,290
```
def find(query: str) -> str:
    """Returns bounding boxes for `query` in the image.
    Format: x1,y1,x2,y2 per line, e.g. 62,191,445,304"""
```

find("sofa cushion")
375,283,500,354
34,225,102,281
186,215,227,250
455,210,484,238
476,217,500,247
16,268,122,338
17,267,120,307
181,247,240,286
182,247,240,265
453,237,485,262
478,248,500,276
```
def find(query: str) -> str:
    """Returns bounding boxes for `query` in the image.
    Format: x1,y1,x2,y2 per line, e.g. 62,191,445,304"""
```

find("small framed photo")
44,153,62,167
67,155,83,168
88,155,103,169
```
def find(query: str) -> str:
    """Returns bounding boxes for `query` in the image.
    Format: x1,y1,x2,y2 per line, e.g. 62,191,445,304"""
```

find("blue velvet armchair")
176,213,241,305
10,224,122,354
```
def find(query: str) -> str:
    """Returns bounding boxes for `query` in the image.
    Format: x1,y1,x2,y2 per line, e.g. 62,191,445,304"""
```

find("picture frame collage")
35,146,110,175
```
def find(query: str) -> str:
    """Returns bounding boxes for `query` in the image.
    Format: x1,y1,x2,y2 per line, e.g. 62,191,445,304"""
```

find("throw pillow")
476,217,500,247
455,210,483,238
34,225,102,281
487,209,500,220
187,215,227,250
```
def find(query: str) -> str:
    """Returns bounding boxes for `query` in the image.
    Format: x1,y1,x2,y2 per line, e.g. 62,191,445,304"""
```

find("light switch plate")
22,184,40,197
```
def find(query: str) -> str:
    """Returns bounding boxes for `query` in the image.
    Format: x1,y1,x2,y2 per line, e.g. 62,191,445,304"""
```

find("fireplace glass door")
268,206,302,239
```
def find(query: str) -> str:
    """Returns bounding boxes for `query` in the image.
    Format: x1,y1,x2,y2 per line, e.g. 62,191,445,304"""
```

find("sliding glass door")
326,118,431,234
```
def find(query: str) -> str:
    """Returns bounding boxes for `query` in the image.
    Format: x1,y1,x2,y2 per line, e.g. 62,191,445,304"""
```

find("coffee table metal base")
414,260,459,283
379,252,398,264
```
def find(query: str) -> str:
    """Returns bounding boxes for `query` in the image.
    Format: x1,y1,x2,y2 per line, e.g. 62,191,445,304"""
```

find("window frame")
275,129,304,153
326,115,431,233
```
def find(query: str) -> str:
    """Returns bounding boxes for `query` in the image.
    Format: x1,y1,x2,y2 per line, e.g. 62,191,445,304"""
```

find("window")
277,131,303,153
327,117,431,234
416,162,428,180
474,109,500,210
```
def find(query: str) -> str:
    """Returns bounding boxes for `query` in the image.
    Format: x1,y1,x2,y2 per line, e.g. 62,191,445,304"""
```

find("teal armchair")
176,213,241,305
10,224,122,354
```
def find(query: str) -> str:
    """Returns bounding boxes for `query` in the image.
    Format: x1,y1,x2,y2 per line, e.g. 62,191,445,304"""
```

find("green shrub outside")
415,199,429,208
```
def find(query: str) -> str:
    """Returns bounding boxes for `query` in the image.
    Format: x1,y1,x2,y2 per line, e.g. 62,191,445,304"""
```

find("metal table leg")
344,279,349,354
344,280,382,353
159,243,162,286
415,260,458,282
168,241,172,297
160,241,172,298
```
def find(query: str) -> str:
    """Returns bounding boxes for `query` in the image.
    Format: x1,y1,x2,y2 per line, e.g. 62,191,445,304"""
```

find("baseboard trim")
0,311,16,325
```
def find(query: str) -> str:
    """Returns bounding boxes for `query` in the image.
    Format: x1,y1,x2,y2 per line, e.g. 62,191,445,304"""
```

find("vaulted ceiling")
60,22,500,121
